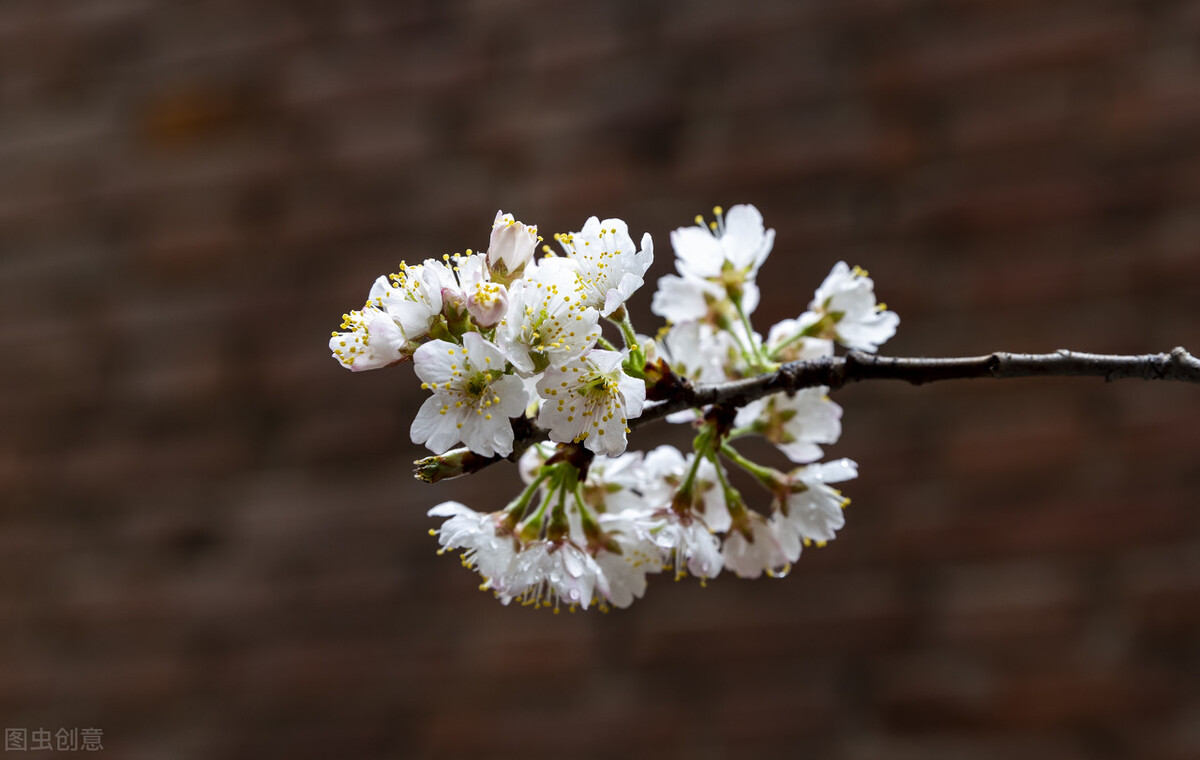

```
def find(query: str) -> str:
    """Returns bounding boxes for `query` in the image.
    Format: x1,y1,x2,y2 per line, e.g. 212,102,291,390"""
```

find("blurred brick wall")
2,1,1200,758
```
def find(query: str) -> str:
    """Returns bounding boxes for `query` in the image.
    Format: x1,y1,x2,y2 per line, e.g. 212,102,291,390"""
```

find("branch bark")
414,347,1200,482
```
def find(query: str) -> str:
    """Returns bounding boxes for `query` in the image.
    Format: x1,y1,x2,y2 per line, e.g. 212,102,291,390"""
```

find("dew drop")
766,562,792,579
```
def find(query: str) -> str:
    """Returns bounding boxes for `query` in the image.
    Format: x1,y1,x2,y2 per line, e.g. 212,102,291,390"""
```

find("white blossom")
734,387,843,464
579,450,647,514
536,349,646,456
466,281,508,328
657,321,738,385
427,501,519,583
654,320,746,423
447,253,509,327
329,304,408,371
809,261,899,352
517,442,557,484
554,216,654,316
722,512,793,579
520,444,647,514
496,262,601,375
649,271,726,323
651,204,773,322
639,445,730,532
595,510,664,607
375,263,447,343
338,203,905,611
766,318,834,362
612,507,724,580
410,332,529,456
488,210,538,276
500,540,606,610
672,204,774,280
774,458,857,546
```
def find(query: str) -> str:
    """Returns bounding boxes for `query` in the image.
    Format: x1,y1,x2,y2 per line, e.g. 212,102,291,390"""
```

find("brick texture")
2,1,1199,758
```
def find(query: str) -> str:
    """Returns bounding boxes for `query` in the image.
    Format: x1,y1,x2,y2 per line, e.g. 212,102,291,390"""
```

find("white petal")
810,458,859,484
651,274,714,322
720,204,770,271
413,340,459,385
411,395,459,453
427,500,472,518
671,226,725,279
617,371,646,418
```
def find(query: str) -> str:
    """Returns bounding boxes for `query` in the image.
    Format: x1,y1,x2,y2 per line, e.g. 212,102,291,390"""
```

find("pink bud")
467,282,508,328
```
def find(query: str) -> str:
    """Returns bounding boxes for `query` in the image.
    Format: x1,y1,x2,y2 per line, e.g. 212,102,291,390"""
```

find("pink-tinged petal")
413,340,460,385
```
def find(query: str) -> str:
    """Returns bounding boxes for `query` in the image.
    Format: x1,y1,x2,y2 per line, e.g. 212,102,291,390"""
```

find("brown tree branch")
414,347,1200,482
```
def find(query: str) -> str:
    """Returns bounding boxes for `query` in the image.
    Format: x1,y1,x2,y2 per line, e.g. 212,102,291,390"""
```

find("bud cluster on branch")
330,205,1197,613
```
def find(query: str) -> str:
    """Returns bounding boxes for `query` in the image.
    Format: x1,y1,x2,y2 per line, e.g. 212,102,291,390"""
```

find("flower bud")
414,449,485,482
488,211,537,277
466,281,508,328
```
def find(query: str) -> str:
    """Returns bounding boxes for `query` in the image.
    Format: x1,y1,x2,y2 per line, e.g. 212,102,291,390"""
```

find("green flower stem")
573,480,604,544
608,307,647,379
731,297,770,372
708,450,749,522
503,467,553,524
766,313,838,361
545,472,573,543
727,326,759,368
719,441,779,491
727,426,754,440
670,422,718,513
596,336,618,351
517,488,552,542
621,317,640,349
677,442,706,499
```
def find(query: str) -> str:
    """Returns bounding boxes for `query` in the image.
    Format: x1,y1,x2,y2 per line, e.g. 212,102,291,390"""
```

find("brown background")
3,1,1200,758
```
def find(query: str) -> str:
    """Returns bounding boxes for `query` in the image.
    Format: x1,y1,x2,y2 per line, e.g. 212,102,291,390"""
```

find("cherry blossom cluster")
330,205,898,611
330,212,652,456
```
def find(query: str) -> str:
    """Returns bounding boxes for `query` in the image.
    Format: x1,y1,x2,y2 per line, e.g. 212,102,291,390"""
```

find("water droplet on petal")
766,562,792,579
